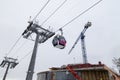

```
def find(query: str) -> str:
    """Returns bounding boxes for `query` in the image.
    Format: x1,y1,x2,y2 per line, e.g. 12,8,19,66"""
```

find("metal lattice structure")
22,21,55,80
0,57,18,80
22,21,55,43
68,22,92,64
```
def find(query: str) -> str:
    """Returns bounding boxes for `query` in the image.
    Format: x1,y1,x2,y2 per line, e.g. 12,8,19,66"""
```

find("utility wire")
17,0,51,61
6,35,22,57
11,40,27,58
17,0,62,63
55,0,102,32
8,0,102,62
32,0,51,21
17,0,51,57
41,0,67,26
19,50,32,62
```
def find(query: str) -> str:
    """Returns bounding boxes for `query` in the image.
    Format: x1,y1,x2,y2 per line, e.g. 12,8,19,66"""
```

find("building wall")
80,70,109,80
37,72,51,80
37,69,111,80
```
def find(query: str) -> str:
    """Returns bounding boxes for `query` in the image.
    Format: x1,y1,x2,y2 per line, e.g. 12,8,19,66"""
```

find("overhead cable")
6,35,22,57
55,0,102,32
17,0,51,60
18,0,67,63
8,0,102,62
41,0,67,26
11,40,27,58
32,0,51,21
19,50,32,62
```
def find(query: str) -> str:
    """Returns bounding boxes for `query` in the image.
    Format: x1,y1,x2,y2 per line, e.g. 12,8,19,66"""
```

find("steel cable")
15,0,102,63
6,35,22,57
41,0,67,26
17,0,51,61
32,0,51,21
19,50,32,62
10,40,27,58
55,0,102,32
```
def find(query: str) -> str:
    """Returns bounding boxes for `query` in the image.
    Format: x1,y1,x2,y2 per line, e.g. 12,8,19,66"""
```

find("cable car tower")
0,57,18,80
22,21,55,80
68,22,92,64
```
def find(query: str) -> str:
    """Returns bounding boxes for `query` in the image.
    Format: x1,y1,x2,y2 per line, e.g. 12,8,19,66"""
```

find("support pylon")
22,21,55,80
0,57,18,80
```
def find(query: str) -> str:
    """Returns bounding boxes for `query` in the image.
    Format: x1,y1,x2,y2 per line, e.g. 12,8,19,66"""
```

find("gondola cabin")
52,35,66,49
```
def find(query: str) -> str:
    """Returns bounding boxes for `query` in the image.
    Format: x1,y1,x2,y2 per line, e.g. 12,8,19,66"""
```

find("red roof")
67,62,104,69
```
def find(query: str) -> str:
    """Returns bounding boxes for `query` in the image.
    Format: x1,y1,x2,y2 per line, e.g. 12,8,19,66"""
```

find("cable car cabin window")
52,35,66,49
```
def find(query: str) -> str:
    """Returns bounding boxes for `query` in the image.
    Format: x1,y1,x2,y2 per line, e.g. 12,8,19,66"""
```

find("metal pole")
81,33,87,64
26,33,40,80
3,62,10,80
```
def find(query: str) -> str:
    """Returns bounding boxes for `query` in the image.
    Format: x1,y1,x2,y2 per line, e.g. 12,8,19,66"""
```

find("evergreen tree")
112,57,120,73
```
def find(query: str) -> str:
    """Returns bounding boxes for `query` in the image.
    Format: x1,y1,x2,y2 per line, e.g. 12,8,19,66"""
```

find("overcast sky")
0,0,120,80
